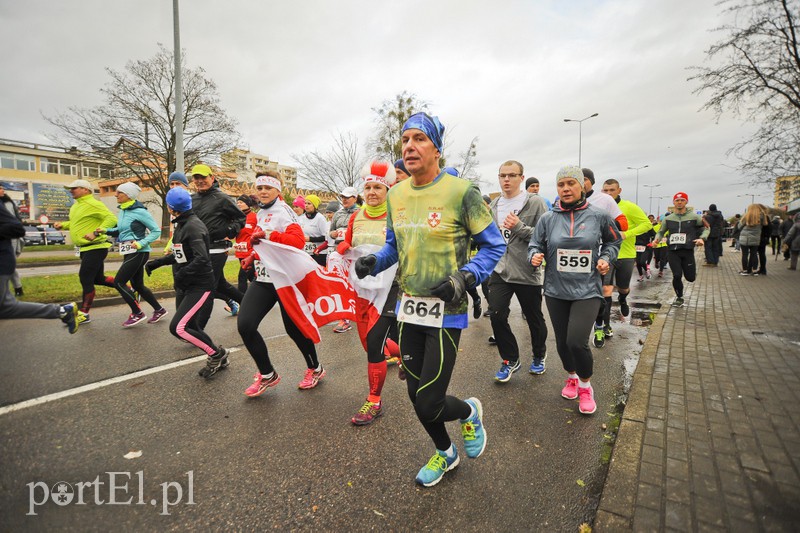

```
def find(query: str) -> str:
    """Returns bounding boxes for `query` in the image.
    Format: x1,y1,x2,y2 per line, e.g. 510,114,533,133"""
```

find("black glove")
354,254,377,279
430,270,476,303
145,259,162,277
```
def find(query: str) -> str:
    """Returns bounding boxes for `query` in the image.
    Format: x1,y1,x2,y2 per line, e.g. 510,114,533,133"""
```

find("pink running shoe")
333,320,352,333
122,311,147,328
148,308,168,324
298,366,326,389
561,377,579,400
244,372,281,397
578,386,597,414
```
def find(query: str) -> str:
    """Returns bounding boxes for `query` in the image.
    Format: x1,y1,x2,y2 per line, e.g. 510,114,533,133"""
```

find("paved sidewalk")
596,250,800,532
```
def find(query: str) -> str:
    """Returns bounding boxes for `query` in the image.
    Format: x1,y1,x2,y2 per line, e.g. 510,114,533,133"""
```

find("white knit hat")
117,182,141,200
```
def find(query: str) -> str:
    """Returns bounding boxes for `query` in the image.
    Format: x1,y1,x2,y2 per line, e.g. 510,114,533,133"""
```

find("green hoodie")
61,194,117,251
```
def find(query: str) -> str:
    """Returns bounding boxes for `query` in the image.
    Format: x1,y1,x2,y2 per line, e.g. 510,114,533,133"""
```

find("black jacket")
191,183,245,248
149,210,214,291
704,210,725,239
0,204,25,276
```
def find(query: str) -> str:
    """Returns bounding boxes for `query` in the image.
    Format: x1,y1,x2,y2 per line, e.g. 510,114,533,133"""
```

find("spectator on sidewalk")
756,204,771,275
770,215,783,256
736,204,768,276
783,213,800,270
703,204,725,266
781,215,795,261
0,184,24,296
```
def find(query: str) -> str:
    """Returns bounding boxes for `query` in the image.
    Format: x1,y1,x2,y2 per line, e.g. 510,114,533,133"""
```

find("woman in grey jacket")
528,166,621,415
737,204,768,275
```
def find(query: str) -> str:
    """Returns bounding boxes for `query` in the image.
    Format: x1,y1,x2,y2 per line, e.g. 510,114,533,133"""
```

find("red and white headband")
361,161,397,189
256,175,282,190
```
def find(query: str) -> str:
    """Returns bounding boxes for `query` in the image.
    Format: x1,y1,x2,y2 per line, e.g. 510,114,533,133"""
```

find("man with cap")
168,171,190,189
654,192,709,307
93,181,167,327
525,177,552,209
188,164,246,327
54,179,118,323
488,160,549,382
146,187,229,376
354,112,505,487
329,186,360,333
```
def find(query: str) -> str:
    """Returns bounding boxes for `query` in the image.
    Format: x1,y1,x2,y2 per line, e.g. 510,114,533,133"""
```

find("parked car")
22,225,44,246
39,226,66,245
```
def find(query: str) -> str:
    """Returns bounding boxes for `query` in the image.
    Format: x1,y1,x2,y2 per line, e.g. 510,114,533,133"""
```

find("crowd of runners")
2,112,800,487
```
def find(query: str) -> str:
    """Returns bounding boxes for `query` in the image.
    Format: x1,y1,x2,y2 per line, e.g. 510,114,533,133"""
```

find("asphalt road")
0,277,671,531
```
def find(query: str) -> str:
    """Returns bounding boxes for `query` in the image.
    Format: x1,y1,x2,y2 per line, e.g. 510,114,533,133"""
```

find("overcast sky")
0,0,774,216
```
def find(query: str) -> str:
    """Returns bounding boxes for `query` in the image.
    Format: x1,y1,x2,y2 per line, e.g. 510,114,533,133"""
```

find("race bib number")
635,245,646,253
233,242,248,254
557,249,592,273
172,243,187,264
397,294,444,328
254,259,271,283
303,242,316,254
501,228,512,242
669,233,687,245
74,246,80,257
119,241,137,255
336,228,346,240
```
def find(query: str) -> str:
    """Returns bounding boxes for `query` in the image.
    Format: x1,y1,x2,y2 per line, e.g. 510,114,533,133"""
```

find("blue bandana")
402,113,445,153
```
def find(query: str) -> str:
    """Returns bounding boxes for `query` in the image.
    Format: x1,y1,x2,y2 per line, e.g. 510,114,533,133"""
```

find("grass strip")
17,261,241,304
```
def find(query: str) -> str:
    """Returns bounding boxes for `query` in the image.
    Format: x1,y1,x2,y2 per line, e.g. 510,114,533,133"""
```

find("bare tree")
44,44,240,228
369,92,429,161
453,136,482,184
689,0,800,181
292,132,367,196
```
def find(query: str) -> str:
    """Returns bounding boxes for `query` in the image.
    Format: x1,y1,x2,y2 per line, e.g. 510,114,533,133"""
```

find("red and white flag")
253,241,396,344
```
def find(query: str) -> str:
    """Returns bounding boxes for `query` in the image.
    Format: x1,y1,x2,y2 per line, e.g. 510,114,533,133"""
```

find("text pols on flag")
252,241,396,344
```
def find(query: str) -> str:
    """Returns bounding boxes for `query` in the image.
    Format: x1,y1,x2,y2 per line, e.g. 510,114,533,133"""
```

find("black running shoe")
199,348,230,378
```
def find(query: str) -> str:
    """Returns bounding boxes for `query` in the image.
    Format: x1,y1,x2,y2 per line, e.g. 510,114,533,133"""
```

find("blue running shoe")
494,359,521,383
224,300,239,316
415,448,460,487
60,302,79,334
529,354,546,375
461,398,487,458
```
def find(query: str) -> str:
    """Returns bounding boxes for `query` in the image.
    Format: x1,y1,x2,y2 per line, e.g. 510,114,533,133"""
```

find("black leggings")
398,323,470,451
78,248,116,313
114,252,161,313
771,236,782,255
667,249,696,298
544,296,601,380
237,261,254,294
487,273,547,360
236,281,319,375
653,248,667,271
198,253,244,329
635,248,653,275
169,289,218,356
741,245,759,273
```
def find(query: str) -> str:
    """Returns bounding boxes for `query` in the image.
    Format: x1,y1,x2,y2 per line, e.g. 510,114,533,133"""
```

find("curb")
594,304,669,531
88,290,177,309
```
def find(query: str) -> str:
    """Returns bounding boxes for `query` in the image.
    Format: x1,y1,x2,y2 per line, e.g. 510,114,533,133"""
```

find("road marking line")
0,334,281,416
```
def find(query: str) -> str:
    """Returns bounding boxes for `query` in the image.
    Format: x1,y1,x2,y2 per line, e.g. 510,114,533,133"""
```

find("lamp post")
643,184,661,214
655,196,669,217
173,0,184,174
737,193,756,205
627,165,649,205
563,112,598,167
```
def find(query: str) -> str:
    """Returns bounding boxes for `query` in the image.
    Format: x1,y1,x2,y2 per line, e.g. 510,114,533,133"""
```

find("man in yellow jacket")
54,179,118,323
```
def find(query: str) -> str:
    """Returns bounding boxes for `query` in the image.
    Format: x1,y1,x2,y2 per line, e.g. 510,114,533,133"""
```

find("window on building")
59,161,77,175
40,158,59,174
0,152,35,171
83,165,100,178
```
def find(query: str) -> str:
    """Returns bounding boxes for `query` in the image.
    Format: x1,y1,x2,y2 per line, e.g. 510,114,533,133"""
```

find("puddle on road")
611,302,661,398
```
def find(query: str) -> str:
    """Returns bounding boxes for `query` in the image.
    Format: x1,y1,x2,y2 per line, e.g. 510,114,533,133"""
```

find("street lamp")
563,112,598,167
643,184,661,214
627,165,649,205
655,196,669,217
737,193,757,205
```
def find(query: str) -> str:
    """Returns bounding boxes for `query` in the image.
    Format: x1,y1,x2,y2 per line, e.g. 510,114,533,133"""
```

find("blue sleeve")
372,227,398,274
460,223,505,286
136,211,162,247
